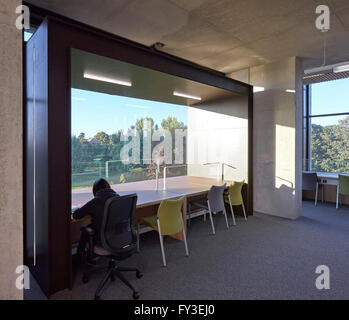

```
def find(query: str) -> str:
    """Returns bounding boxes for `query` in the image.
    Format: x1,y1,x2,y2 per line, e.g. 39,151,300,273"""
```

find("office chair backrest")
227,180,245,206
100,194,138,255
157,197,184,235
339,174,349,195
302,172,318,191
207,184,226,213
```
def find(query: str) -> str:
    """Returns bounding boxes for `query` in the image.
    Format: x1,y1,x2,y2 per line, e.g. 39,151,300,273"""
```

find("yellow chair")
336,174,349,209
223,180,247,223
137,197,189,267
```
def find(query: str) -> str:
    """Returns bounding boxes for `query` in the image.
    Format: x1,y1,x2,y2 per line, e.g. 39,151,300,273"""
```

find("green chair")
336,174,349,209
223,180,247,223
137,197,189,267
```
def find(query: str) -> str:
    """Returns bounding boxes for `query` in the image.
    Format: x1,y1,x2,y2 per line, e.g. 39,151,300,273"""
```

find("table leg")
322,184,324,203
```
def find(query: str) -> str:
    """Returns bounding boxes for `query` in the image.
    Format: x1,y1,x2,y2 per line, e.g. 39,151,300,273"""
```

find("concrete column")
249,57,302,219
0,0,23,299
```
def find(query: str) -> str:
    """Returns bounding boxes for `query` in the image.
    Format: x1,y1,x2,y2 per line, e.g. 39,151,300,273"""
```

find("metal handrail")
203,162,237,181
221,163,237,181
203,162,220,180
104,158,161,190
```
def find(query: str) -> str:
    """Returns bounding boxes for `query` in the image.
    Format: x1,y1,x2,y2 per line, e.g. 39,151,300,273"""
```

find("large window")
303,78,349,173
71,88,188,189
70,48,249,209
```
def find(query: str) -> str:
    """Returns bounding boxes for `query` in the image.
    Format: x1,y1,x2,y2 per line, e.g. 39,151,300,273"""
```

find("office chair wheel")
133,291,140,300
136,271,143,279
82,274,89,284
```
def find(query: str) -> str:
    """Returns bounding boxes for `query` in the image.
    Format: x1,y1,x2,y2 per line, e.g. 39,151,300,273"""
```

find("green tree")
311,115,349,173
78,132,87,143
161,116,186,132
136,117,154,133
161,116,187,165
109,131,122,145
94,131,110,145
135,118,155,165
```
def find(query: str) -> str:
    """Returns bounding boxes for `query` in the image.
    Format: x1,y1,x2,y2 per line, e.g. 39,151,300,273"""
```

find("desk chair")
81,194,142,300
189,184,228,235
302,172,320,206
137,197,188,267
224,180,247,224
336,174,349,209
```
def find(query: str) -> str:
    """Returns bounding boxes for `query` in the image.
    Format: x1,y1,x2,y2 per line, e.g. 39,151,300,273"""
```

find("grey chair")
302,172,320,206
188,184,229,234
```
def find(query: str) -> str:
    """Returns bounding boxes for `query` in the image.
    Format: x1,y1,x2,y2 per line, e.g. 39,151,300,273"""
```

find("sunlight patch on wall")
275,124,295,194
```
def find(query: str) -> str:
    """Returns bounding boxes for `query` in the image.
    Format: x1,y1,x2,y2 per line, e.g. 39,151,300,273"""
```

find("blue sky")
71,89,188,138
311,78,349,126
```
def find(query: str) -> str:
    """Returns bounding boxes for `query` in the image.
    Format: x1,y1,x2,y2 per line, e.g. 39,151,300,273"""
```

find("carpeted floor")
26,201,349,300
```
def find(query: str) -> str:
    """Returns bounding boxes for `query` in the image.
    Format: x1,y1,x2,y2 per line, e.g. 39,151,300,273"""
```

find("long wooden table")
71,176,231,243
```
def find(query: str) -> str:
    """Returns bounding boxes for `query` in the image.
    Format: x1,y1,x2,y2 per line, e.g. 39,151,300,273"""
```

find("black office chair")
81,193,142,300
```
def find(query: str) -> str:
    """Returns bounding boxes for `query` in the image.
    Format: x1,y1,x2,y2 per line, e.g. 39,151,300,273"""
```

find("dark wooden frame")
24,4,253,297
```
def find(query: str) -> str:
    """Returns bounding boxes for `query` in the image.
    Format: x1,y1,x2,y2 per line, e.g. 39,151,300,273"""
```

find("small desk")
71,176,231,243
316,172,340,186
303,171,349,205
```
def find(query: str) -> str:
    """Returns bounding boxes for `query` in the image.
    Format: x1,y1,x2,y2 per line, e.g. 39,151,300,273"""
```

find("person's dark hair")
93,178,111,196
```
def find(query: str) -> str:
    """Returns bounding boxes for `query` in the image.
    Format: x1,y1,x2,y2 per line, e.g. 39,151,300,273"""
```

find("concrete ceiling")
27,0,349,74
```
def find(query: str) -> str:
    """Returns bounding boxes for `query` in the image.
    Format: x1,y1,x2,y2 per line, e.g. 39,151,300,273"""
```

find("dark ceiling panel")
71,48,237,106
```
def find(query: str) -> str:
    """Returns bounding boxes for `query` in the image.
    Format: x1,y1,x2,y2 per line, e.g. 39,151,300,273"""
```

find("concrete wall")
0,0,23,299
249,57,302,219
187,95,249,183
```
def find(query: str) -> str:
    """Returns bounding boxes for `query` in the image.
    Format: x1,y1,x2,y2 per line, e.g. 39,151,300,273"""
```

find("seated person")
73,178,119,260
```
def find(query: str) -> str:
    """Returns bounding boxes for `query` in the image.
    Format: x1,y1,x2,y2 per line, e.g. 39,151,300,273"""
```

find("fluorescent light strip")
173,91,201,101
253,86,265,93
286,89,296,93
303,73,325,79
84,72,132,87
333,64,349,73
304,61,349,75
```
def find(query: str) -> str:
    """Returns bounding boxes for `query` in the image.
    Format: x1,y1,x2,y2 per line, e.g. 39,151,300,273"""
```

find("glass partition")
71,48,249,207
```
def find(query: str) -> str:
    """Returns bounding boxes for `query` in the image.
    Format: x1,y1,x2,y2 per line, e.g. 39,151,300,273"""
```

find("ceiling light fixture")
304,62,349,75
303,73,325,79
333,64,349,73
173,91,201,101
304,65,332,75
253,86,265,93
84,72,132,87
286,89,296,93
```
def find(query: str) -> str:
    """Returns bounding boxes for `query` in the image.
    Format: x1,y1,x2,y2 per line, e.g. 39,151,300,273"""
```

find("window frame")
303,83,349,172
